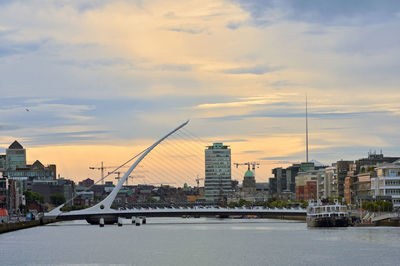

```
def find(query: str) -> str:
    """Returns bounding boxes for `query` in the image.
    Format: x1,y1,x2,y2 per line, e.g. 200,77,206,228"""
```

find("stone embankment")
0,219,55,234
261,214,306,221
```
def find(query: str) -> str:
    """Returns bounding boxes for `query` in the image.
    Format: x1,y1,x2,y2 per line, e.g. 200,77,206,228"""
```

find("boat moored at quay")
307,200,350,227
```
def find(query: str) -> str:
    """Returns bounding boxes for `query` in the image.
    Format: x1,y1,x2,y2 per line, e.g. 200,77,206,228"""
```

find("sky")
1,0,400,185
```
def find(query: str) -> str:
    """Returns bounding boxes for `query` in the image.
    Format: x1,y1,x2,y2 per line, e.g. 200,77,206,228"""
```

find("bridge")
44,120,306,225
371,212,400,223
53,206,306,225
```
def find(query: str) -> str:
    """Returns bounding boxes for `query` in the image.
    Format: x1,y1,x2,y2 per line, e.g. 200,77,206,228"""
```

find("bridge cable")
61,146,150,207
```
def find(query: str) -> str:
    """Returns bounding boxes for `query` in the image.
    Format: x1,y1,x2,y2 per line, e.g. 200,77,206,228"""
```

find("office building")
204,143,231,203
6,141,26,170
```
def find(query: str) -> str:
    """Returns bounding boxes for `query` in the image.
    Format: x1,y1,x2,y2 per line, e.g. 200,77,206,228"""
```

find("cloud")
273,160,300,165
156,64,192,72
0,37,47,57
259,155,299,161
0,0,400,183
23,98,59,104
0,124,20,131
232,0,400,26
27,129,110,146
242,150,262,154
0,99,97,139
71,0,115,13
222,64,281,75
205,109,390,121
57,57,135,70
0,0,13,6
166,27,205,34
219,139,248,143
195,99,268,109
226,21,244,30
269,80,299,87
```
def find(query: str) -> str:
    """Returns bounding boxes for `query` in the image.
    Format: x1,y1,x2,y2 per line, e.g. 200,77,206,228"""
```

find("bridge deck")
54,207,307,221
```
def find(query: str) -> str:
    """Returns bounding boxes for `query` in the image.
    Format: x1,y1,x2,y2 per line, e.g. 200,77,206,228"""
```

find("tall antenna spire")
306,94,309,163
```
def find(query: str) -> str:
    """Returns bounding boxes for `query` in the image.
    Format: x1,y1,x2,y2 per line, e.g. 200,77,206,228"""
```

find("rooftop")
8,140,23,150
244,169,254,178
207,142,230,149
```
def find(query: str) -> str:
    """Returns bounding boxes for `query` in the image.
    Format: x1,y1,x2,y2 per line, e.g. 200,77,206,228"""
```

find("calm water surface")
1,218,399,265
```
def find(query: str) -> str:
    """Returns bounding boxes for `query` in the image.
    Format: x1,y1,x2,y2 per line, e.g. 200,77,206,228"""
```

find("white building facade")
372,161,400,208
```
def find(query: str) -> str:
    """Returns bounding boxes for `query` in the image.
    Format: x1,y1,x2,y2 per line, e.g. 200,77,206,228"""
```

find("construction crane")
108,172,146,186
108,171,122,181
195,175,204,188
126,168,148,186
126,174,145,186
89,162,129,184
233,162,260,175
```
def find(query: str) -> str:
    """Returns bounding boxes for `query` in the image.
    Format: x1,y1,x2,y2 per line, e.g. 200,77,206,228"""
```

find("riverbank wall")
374,219,400,226
261,214,306,221
0,219,56,234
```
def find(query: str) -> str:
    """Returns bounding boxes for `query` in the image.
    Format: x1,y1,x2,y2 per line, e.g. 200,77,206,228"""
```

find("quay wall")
0,219,56,234
375,219,400,226
260,214,306,221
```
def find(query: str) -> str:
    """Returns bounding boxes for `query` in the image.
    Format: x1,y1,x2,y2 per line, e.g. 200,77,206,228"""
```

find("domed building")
227,167,270,204
242,169,256,195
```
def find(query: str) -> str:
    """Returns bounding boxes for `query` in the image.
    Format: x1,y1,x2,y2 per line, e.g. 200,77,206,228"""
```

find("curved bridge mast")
46,120,189,218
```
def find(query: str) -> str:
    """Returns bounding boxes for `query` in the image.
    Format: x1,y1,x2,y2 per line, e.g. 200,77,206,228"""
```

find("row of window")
205,181,232,185
205,164,230,167
385,189,400,195
4,171,54,177
385,180,400,186
206,172,231,175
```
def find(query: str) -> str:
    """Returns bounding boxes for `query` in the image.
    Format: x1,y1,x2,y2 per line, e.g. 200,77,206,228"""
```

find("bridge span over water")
44,120,306,225
53,207,307,224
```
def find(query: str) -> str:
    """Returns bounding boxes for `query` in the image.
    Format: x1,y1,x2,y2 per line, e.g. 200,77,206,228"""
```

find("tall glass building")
204,143,231,203
6,140,26,170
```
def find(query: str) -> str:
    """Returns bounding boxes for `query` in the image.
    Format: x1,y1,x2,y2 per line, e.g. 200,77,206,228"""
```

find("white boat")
306,200,349,227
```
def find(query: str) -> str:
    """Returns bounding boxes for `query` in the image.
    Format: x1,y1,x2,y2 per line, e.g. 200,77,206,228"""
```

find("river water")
1,218,399,265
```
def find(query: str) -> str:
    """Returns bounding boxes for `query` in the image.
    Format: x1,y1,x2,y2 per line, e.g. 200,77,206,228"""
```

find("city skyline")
1,0,400,183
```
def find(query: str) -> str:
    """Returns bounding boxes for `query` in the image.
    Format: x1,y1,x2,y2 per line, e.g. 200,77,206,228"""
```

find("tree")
145,197,159,203
60,205,86,212
228,202,237,208
23,191,44,204
237,199,252,207
300,201,308,209
362,200,393,212
50,194,66,206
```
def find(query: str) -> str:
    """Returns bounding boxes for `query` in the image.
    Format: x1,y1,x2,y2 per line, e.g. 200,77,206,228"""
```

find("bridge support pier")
118,217,123,227
135,217,141,226
86,215,118,225
99,218,104,227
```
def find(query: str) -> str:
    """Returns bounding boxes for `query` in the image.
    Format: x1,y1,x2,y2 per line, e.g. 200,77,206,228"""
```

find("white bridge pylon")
46,120,189,218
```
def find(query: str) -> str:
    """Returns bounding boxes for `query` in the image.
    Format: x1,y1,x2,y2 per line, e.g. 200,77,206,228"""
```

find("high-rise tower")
204,143,231,203
6,140,26,170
